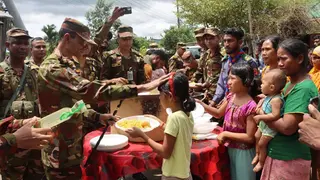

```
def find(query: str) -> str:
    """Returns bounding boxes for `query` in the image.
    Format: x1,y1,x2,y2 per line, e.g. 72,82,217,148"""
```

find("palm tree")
42,24,59,55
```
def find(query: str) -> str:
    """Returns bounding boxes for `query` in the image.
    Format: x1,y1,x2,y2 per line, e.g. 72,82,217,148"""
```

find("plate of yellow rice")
115,116,160,132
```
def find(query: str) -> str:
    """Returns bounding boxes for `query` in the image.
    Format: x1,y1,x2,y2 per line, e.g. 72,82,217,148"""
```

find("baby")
252,69,287,172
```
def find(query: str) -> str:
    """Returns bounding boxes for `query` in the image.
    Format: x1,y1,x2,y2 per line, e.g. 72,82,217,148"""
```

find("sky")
11,0,177,39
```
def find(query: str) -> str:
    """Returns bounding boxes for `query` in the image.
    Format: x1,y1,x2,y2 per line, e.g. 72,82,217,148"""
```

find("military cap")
149,42,159,48
60,18,97,46
203,27,220,37
118,25,133,38
6,28,32,39
313,46,320,57
194,27,205,38
177,42,186,49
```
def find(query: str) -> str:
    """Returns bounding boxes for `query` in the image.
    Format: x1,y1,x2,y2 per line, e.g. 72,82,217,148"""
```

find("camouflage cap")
149,42,159,48
313,46,320,57
203,27,220,37
118,25,133,38
177,42,186,49
194,27,205,38
60,18,97,46
6,28,32,39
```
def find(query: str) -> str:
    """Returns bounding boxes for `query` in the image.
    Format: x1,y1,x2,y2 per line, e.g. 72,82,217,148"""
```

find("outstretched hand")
109,7,125,22
13,118,53,150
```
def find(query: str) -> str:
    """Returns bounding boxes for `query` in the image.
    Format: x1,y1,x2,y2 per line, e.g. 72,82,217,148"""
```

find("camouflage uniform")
101,26,146,85
0,29,44,180
192,28,223,100
168,42,186,73
38,18,140,180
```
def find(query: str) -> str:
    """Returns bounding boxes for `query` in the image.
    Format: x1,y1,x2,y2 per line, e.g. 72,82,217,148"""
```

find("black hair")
158,72,196,112
230,62,259,97
59,28,77,40
314,35,320,40
263,35,281,50
224,28,244,40
31,37,44,43
279,38,309,72
152,49,168,62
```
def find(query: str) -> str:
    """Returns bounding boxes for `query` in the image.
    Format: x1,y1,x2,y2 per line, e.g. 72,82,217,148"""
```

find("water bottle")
127,67,134,84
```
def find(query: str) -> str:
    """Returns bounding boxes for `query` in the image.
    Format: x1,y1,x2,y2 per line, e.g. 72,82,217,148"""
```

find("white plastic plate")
115,115,160,132
191,102,205,119
90,134,128,152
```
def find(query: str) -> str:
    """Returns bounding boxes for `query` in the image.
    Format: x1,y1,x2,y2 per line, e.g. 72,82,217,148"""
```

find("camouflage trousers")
0,149,46,180
44,165,82,180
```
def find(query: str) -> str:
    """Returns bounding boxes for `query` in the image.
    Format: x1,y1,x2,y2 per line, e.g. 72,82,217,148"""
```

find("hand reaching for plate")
125,127,145,138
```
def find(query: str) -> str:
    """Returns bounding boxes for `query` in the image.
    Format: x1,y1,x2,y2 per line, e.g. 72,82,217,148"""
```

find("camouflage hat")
177,42,186,49
203,27,220,37
313,46,320,57
118,25,133,38
149,43,159,48
194,27,205,38
60,18,97,46
6,28,32,39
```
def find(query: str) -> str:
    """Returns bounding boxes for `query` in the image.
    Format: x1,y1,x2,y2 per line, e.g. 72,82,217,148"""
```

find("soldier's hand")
109,7,125,23
137,74,170,93
99,114,120,126
13,119,53,150
111,77,128,85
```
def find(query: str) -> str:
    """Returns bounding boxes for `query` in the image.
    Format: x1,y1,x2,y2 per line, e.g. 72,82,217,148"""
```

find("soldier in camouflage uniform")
0,28,45,180
38,18,168,179
101,25,146,85
168,42,186,72
194,27,208,58
190,28,222,102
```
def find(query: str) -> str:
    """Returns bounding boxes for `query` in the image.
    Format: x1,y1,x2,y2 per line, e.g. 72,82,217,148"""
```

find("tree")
160,26,195,54
85,0,121,38
178,0,316,38
42,24,59,55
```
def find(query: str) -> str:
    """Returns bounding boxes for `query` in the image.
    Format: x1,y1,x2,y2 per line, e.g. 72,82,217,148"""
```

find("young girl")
251,69,287,172
197,62,257,180
126,72,195,180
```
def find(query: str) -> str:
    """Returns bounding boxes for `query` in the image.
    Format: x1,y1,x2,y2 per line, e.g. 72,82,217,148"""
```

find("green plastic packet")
39,100,88,128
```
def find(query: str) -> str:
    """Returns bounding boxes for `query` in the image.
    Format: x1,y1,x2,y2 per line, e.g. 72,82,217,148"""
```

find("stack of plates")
90,134,128,152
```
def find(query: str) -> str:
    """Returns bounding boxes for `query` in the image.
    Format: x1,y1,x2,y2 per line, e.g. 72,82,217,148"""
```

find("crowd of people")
0,6,320,180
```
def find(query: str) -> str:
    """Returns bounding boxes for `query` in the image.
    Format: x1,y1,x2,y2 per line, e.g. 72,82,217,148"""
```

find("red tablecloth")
81,130,230,180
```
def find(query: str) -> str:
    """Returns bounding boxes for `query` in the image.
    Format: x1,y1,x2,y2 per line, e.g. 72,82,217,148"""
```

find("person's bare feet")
251,154,259,165
253,162,263,172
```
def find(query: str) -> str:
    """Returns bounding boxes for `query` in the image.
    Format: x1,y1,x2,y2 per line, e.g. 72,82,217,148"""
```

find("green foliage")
42,24,59,55
160,26,195,53
178,0,316,38
85,0,121,38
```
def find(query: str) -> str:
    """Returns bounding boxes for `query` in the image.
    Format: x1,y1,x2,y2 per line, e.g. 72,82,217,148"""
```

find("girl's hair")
279,38,309,72
158,72,196,112
230,62,259,97
263,35,281,50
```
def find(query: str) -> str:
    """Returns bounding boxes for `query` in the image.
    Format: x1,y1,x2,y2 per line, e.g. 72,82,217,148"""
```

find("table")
81,129,230,180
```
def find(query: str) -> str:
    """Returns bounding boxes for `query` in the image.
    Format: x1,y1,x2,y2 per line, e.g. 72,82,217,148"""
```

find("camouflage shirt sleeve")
38,57,138,105
100,51,113,80
205,55,222,96
168,57,178,73
0,134,17,156
191,53,206,82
